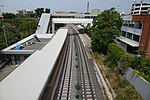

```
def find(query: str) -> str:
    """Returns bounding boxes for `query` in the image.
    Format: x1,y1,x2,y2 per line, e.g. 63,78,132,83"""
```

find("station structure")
0,13,96,99
0,28,68,100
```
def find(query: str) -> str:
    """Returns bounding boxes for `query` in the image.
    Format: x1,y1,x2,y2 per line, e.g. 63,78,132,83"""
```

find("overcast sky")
1,0,149,13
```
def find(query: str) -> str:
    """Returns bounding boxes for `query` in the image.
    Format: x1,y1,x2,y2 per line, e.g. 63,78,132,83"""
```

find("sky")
1,0,149,13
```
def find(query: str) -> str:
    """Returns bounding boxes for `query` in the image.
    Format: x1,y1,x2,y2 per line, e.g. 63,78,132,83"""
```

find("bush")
120,54,135,71
75,83,81,90
106,43,125,68
75,94,80,99
75,65,79,69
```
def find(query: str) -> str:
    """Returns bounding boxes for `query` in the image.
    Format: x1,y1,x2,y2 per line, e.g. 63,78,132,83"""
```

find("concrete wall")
124,68,150,100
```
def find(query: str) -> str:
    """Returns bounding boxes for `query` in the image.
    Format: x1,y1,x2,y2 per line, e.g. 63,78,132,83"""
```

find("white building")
91,9,100,15
131,1,150,15
17,9,34,16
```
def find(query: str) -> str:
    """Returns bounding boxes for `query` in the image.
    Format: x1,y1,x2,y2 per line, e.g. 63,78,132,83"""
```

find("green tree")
0,18,38,50
91,8,122,54
35,8,44,17
45,8,51,13
0,24,18,49
29,13,36,18
3,13,16,19
16,19,38,39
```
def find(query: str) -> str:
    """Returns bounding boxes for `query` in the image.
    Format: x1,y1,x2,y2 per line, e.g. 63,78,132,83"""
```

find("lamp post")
3,25,8,47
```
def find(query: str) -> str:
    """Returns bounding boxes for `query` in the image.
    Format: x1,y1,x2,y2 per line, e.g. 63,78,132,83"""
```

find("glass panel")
127,33,132,39
133,34,140,42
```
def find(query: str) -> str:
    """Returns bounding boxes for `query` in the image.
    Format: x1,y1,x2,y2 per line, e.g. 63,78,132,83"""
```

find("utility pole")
3,25,8,47
0,4,4,16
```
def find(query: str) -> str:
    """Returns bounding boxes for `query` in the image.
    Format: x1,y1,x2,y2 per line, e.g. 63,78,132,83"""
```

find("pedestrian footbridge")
36,13,96,34
52,18,93,33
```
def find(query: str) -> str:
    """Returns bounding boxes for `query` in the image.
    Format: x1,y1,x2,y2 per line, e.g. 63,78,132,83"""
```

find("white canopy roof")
117,36,139,47
0,28,68,100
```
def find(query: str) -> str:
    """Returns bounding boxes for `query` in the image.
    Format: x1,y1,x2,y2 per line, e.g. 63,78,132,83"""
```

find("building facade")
117,15,143,54
17,9,34,16
131,1,150,15
133,15,150,56
117,1,150,57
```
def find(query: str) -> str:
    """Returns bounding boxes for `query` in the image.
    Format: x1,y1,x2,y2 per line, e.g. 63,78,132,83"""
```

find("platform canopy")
0,28,68,100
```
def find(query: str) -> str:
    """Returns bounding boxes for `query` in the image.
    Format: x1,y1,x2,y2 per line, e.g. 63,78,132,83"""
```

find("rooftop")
1,34,53,54
0,28,68,100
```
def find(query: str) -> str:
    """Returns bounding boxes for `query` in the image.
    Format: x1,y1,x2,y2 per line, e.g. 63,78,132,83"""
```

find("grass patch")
91,52,142,100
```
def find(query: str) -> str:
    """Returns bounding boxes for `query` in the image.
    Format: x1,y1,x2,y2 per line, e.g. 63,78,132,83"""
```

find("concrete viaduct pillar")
52,22,55,34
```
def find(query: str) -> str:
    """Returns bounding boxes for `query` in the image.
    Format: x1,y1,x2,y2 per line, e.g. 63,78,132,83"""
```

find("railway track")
57,32,74,100
55,25,98,100
75,35,97,100
72,26,97,100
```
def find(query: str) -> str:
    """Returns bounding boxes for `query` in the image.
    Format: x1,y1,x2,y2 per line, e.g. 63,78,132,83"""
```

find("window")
134,22,143,29
122,31,126,37
127,33,132,39
141,8,148,10
138,22,143,29
133,35,140,42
